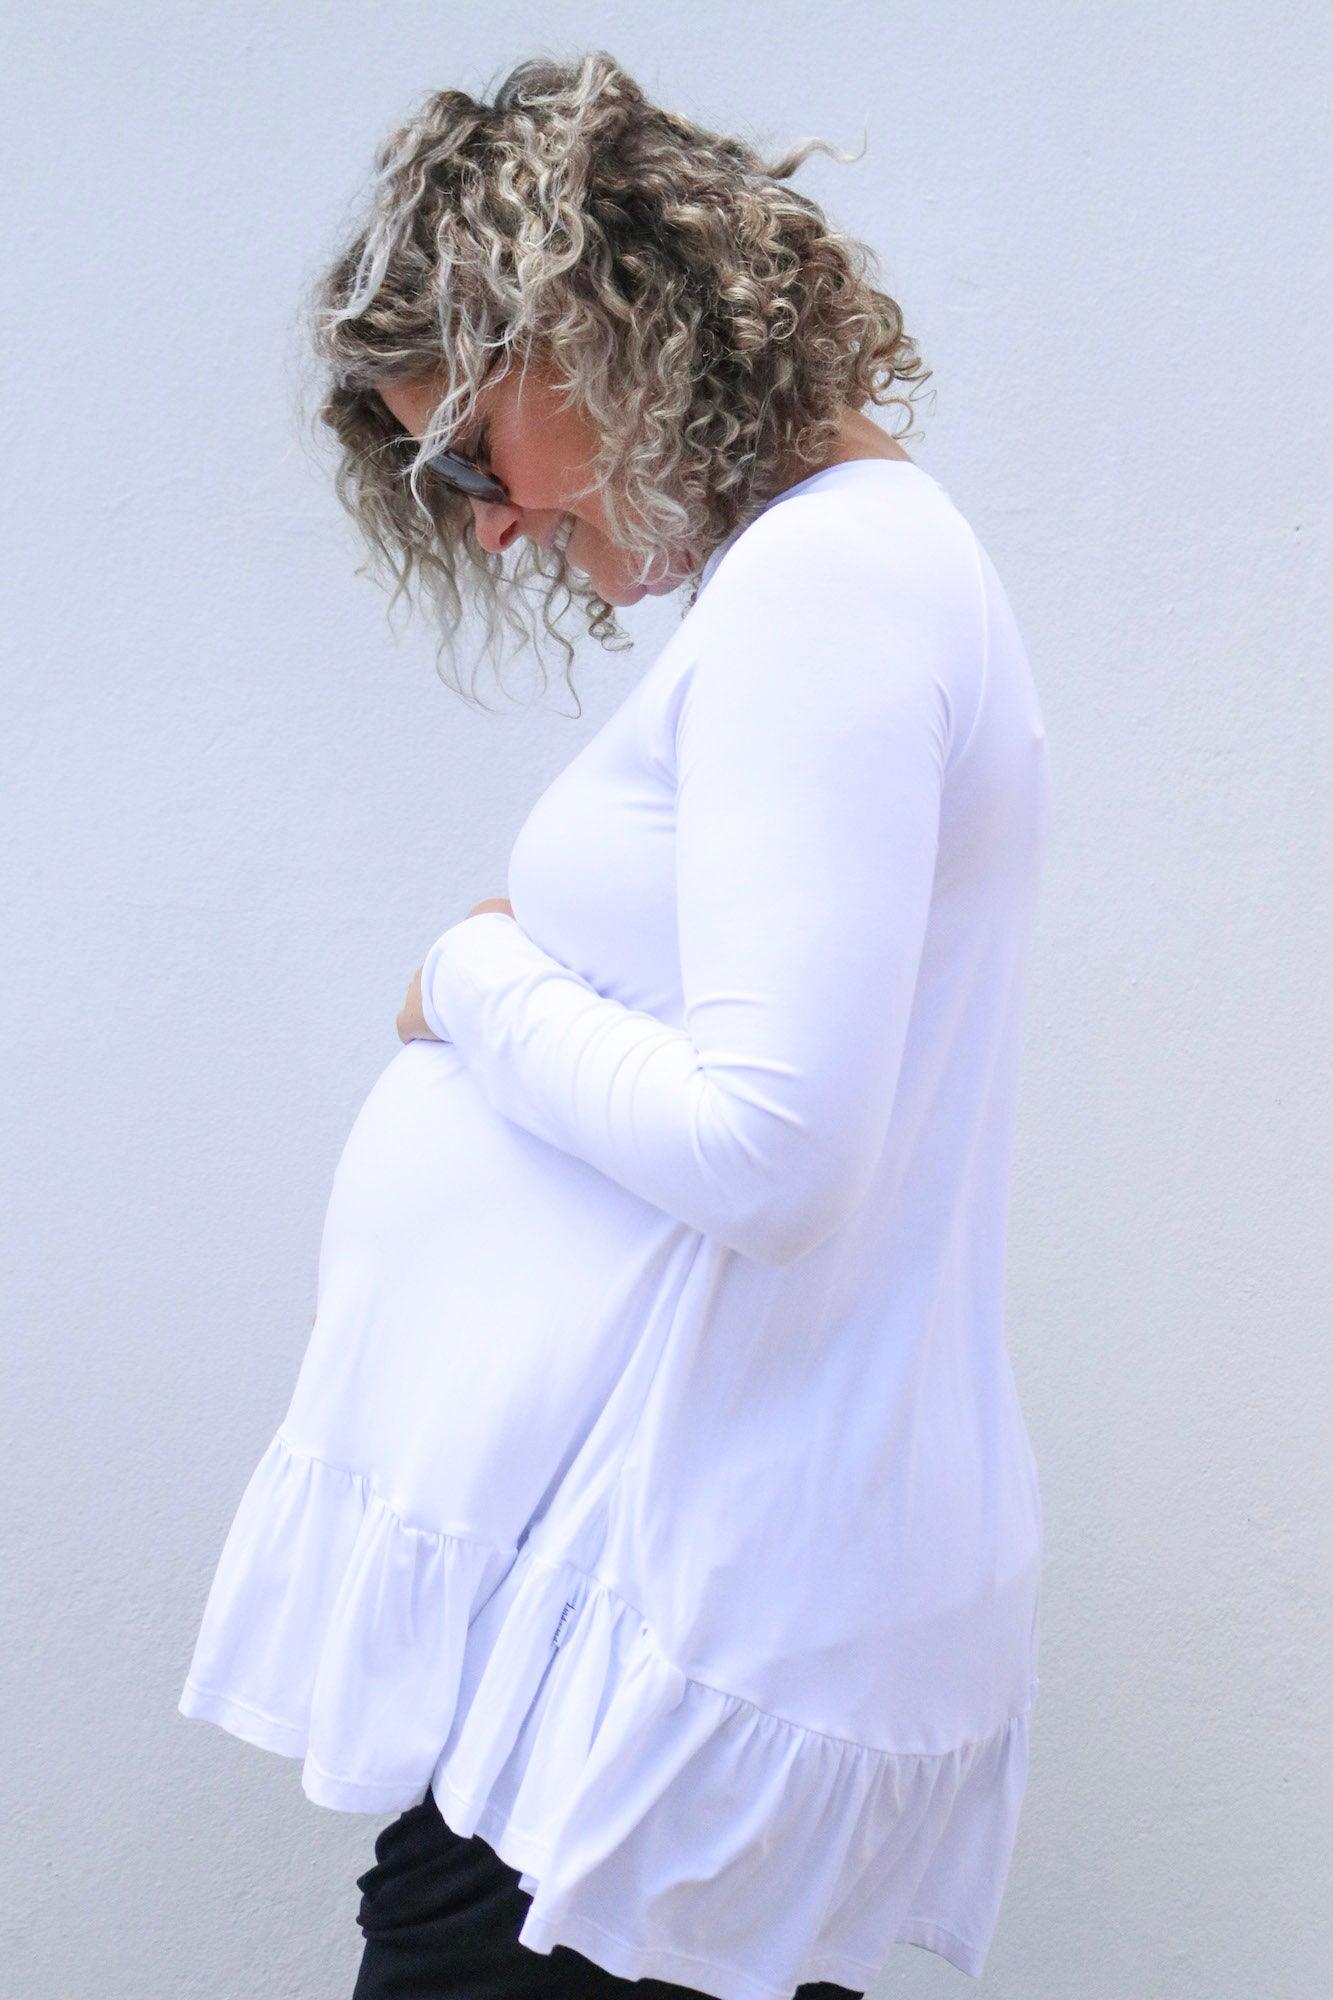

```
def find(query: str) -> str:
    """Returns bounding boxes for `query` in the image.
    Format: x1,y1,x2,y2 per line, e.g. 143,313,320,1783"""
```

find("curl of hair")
295,49,933,712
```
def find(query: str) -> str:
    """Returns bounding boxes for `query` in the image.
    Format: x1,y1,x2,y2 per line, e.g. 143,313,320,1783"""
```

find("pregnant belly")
281,1037,690,1545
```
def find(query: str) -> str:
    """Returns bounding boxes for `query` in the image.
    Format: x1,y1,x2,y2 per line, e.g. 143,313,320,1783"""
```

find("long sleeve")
419,516,959,1266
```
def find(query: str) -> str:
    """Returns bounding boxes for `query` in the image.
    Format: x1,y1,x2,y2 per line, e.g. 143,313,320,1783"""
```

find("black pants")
353,1783,864,1999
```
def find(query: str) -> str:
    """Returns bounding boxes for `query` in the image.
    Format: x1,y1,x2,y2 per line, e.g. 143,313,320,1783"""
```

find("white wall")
4,4,1327,1995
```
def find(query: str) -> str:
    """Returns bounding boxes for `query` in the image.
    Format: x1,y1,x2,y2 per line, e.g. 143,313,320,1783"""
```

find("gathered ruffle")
179,1430,1035,1996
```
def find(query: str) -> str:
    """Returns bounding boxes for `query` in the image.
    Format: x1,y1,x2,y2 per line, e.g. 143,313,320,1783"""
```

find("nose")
469,498,524,557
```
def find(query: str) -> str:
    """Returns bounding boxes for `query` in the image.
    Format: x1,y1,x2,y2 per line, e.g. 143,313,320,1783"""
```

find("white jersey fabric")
178,457,1051,1998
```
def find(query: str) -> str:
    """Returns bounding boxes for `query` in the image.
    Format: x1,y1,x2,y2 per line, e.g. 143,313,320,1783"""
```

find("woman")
178,50,1051,2000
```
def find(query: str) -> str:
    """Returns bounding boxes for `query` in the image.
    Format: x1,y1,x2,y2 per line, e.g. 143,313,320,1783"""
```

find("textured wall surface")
3,4,1328,1996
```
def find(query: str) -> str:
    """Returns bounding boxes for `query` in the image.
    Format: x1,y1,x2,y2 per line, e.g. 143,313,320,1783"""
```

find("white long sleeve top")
179,456,1051,1999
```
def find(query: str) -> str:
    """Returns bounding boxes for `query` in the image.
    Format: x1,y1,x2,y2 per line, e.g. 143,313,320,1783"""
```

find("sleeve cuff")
419,910,516,1044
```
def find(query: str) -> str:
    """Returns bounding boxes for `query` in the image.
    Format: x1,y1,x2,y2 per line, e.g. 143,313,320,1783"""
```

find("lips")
541,512,575,554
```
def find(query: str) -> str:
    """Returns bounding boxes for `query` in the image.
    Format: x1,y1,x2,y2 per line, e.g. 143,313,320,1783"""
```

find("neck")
812,405,914,471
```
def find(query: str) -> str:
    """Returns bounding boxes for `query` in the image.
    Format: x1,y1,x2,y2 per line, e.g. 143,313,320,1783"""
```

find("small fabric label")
551,1598,578,1649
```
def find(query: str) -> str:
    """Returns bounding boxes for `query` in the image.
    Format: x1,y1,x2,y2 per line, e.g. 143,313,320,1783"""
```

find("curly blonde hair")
298,49,932,710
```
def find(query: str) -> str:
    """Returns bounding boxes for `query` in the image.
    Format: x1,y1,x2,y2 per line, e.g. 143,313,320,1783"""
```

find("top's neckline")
695,458,945,596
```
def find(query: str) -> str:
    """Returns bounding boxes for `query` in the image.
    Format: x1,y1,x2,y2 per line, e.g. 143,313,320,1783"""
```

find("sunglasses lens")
425,452,505,503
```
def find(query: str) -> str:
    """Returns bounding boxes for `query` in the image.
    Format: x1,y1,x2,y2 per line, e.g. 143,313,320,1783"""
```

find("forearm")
420,913,866,1266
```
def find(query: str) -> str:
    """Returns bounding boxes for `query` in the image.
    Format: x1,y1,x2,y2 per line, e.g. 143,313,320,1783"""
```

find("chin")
641,559,693,598
591,571,649,606
581,551,687,604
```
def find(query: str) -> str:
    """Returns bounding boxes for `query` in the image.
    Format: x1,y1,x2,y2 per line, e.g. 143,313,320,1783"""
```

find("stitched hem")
182,1694,999,1984
430,1770,556,1876
518,1904,878,2000
179,1683,432,1814
178,1679,307,1756
436,1774,986,1996
897,1916,986,1977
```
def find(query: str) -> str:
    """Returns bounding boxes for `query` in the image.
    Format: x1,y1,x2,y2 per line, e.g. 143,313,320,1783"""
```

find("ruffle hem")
179,1430,1036,1999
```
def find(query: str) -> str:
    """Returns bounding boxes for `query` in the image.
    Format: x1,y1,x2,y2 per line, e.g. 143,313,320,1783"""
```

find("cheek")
568,513,610,574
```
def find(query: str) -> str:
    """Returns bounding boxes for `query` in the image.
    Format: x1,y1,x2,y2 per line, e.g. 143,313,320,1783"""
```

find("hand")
396,963,438,1044
396,898,515,1044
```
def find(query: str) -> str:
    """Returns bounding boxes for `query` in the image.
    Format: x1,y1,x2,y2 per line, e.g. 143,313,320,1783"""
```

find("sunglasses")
420,439,508,506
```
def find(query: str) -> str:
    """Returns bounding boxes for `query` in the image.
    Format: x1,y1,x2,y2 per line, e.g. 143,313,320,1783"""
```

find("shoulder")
698,471,982,639
688,472,985,679
661,474,988,779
